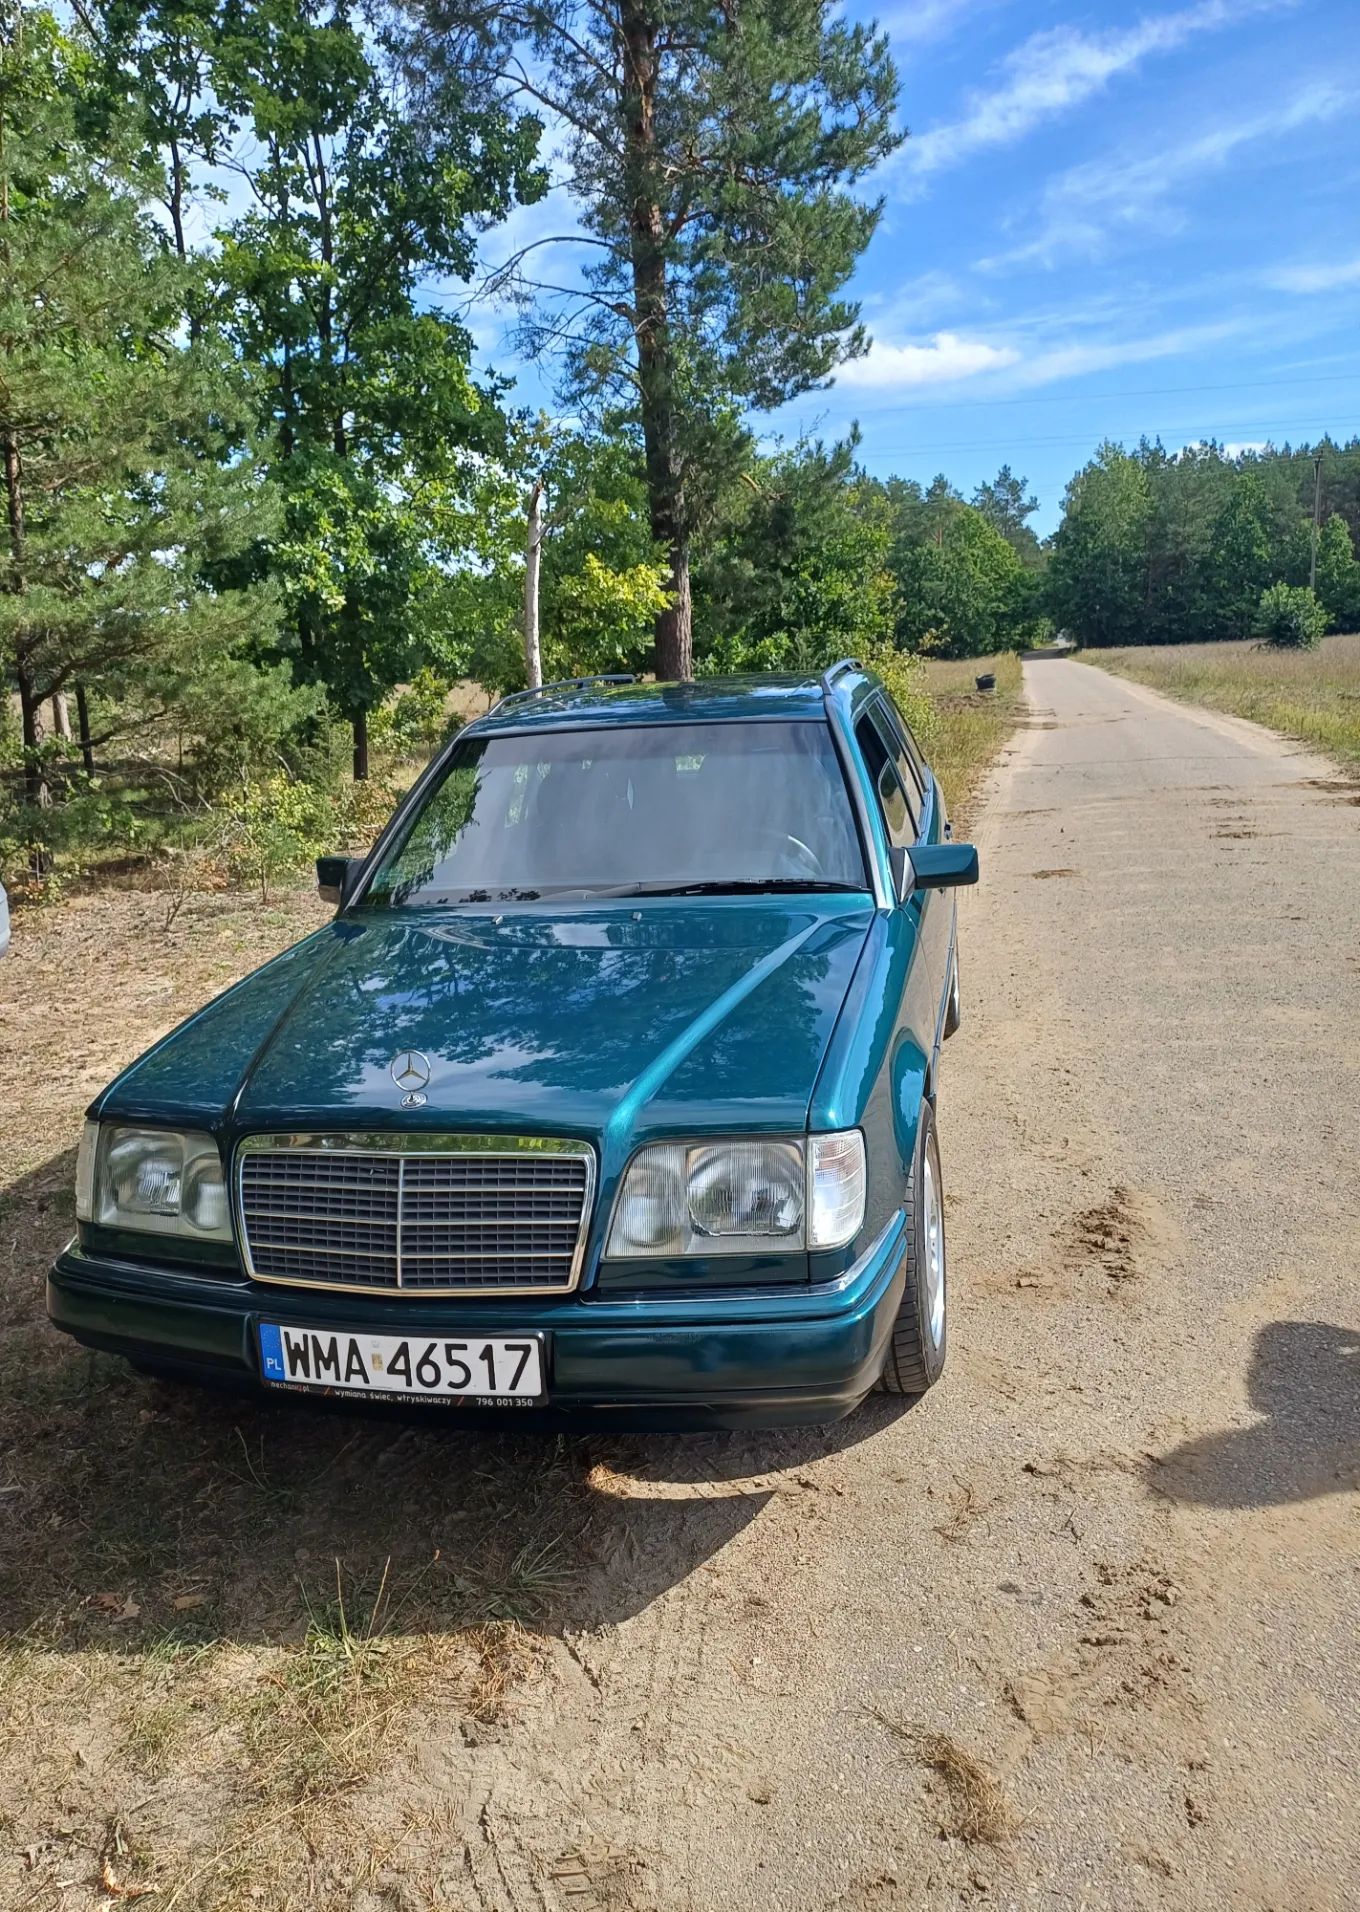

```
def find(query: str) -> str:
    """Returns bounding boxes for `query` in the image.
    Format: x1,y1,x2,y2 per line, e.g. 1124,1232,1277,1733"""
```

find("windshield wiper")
555,878,868,899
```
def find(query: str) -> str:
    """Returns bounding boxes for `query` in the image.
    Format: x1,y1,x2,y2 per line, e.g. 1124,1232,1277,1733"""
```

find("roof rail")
491,672,638,713
820,657,862,693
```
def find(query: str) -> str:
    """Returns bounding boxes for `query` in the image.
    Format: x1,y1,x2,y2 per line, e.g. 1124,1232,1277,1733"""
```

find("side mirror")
316,854,358,907
891,842,979,899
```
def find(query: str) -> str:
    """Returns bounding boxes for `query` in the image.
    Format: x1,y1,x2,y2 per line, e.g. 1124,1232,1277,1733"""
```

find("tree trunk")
16,666,49,817
655,542,692,681
75,682,94,774
52,691,71,741
168,136,202,343
620,0,693,681
523,478,544,689
352,707,369,782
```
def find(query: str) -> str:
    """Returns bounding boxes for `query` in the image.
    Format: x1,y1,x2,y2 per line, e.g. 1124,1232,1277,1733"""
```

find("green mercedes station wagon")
49,662,978,1427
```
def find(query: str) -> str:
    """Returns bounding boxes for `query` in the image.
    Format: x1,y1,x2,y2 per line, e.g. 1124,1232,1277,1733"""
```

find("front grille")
237,1140,593,1295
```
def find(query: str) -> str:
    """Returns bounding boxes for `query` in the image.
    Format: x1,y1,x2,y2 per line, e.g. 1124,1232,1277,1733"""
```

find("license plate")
257,1324,545,1404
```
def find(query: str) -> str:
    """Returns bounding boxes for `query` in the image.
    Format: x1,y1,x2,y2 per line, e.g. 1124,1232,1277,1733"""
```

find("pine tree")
402,0,900,679
0,9,280,862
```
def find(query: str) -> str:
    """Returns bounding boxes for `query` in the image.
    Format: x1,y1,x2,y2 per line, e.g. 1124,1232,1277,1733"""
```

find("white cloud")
1010,318,1245,387
837,331,1021,388
1264,255,1360,293
982,83,1349,269
902,0,1284,182
858,270,972,326
832,315,1250,398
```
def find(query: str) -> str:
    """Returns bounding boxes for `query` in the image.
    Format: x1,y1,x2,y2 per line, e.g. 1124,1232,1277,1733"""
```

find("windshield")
361,720,868,906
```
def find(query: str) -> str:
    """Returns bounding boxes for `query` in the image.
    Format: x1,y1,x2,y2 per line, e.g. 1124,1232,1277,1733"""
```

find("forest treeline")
2,2,1357,892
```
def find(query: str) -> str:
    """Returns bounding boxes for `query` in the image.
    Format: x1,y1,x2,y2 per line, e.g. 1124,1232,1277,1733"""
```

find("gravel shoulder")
1,657,1357,1910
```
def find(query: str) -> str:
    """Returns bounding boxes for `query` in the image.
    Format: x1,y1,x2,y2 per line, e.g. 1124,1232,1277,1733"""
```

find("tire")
876,1099,948,1396
942,945,961,1039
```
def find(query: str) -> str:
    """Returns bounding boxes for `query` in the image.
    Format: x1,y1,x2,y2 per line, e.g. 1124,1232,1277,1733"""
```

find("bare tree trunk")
52,691,71,740
523,478,544,689
353,708,369,782
167,136,202,343
75,681,94,774
620,0,693,682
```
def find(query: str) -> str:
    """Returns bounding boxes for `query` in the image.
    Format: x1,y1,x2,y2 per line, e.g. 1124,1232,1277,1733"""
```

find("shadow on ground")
1151,1319,1360,1508
0,1149,911,1655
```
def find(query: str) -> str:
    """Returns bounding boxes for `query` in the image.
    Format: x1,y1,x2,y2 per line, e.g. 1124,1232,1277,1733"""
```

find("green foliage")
99,0,546,765
1254,583,1327,651
1045,444,1152,648
1199,474,1272,640
1312,515,1360,631
0,8,309,885
535,431,671,678
404,0,901,674
368,670,457,760
223,773,336,900
894,504,1040,658
695,437,895,671
971,466,1043,568
861,645,937,751
1046,437,1360,647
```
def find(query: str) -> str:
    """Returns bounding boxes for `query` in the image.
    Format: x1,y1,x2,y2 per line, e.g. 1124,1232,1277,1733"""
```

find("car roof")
466,668,881,737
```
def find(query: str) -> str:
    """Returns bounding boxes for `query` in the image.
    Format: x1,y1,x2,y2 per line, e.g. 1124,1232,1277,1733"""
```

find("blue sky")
471,0,1360,535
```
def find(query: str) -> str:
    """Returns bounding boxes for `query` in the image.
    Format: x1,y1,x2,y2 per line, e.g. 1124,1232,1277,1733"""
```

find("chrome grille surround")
235,1133,596,1296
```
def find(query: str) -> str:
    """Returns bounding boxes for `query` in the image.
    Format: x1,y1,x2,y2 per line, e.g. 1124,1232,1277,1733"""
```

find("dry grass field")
1084,631,1360,771
920,651,1024,824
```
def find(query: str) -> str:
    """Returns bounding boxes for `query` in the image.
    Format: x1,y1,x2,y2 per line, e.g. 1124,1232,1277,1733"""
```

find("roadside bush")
1254,582,1327,650
863,643,939,749
369,668,455,759
223,773,337,900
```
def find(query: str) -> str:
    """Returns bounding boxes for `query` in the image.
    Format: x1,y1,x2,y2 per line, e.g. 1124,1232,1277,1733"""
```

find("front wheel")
876,1099,948,1396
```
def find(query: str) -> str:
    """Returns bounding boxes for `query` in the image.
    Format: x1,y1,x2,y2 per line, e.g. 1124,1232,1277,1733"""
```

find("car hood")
98,899,874,1154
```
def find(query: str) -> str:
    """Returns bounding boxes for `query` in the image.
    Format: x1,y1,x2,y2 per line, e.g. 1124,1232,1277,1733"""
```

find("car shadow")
0,1148,910,1654
1149,1319,1360,1509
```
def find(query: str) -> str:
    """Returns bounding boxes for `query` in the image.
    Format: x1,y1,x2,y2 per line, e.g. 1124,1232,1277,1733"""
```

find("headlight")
76,1120,231,1241
605,1132,865,1258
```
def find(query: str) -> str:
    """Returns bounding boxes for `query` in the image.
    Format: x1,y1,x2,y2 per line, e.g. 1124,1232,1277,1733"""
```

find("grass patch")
1083,631,1360,771
922,652,1025,826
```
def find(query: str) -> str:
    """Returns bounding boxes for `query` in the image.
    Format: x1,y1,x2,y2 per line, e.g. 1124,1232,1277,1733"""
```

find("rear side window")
856,705,921,845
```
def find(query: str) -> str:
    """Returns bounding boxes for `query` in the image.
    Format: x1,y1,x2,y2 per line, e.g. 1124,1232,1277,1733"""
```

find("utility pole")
523,478,544,690
1309,452,1323,595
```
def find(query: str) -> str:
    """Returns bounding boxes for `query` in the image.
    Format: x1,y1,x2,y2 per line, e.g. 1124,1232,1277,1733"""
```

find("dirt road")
439,655,1360,1912
2,656,1357,1910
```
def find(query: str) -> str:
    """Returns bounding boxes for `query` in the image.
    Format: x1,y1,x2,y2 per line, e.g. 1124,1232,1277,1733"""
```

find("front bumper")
47,1214,908,1429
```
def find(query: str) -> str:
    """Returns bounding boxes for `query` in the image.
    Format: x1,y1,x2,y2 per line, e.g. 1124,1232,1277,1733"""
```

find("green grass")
922,651,1025,825
1083,632,1360,772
